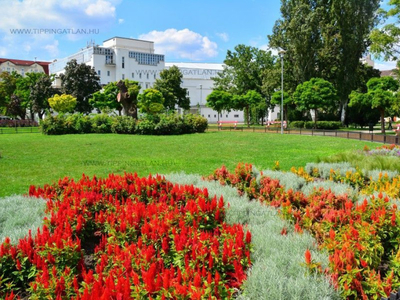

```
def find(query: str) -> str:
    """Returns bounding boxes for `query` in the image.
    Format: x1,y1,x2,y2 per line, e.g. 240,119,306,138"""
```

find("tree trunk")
246,106,250,128
380,109,385,134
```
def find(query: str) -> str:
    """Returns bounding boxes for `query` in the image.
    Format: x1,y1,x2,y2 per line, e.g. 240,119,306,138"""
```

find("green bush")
303,121,342,130
91,114,112,133
111,116,136,134
39,115,66,135
41,113,208,135
289,121,305,128
183,114,208,133
135,118,156,135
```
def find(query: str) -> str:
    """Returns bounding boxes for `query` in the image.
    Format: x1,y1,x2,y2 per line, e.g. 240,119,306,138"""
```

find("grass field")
0,131,378,197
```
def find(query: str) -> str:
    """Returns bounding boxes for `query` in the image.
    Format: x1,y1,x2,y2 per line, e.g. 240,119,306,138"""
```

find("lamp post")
199,84,202,115
279,50,286,135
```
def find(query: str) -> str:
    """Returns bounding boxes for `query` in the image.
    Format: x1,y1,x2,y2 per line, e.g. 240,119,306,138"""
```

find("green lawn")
0,131,378,197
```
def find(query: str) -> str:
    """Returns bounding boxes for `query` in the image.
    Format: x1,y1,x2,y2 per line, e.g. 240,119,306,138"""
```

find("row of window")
97,69,158,81
128,51,164,66
93,47,114,56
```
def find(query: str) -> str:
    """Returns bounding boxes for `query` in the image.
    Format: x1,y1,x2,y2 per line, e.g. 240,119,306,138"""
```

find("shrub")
184,113,208,133
111,116,136,134
90,114,112,133
154,113,182,135
39,115,66,135
135,118,156,135
289,121,305,128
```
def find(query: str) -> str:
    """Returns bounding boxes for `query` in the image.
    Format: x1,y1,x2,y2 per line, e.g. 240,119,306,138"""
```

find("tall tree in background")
153,66,190,111
30,74,57,119
60,59,101,114
213,45,275,123
233,90,263,127
0,71,21,115
137,88,165,115
370,0,400,62
269,0,381,123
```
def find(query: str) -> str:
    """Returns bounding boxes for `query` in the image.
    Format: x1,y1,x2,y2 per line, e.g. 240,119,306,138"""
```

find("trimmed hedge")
40,113,208,135
289,121,342,130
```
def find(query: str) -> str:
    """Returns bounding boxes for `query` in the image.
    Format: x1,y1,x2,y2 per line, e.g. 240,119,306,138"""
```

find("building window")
122,74,125,80
107,70,110,76
139,73,142,79
97,70,101,76
208,115,210,118
132,73,134,78
146,83,149,88
122,56,125,69
202,115,204,117
214,115,216,118
154,74,156,79
226,115,228,118
147,73,149,79
234,114,239,118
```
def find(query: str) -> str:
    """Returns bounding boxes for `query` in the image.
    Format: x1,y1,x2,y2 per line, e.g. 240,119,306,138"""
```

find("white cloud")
374,60,397,71
0,46,7,57
139,28,218,61
43,40,60,57
118,18,124,24
0,0,118,59
216,32,229,42
85,0,116,17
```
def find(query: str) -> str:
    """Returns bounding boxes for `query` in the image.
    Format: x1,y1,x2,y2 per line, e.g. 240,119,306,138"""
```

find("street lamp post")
279,50,286,135
199,84,202,115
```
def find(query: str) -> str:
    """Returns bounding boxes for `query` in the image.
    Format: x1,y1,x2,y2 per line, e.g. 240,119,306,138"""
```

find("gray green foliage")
305,162,356,179
257,169,306,192
165,173,340,300
0,195,46,243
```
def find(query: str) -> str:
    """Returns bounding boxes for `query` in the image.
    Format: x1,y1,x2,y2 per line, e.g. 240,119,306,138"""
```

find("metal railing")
207,126,400,145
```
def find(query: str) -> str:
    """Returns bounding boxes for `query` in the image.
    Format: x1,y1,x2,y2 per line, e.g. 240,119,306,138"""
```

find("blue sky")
0,0,396,70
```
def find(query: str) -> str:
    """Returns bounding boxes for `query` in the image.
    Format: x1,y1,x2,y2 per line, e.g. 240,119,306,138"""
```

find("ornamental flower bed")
206,163,400,299
0,173,251,299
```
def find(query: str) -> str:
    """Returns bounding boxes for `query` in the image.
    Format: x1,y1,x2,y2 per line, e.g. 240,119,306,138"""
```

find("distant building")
381,69,398,79
165,62,245,123
361,54,375,68
0,58,50,76
50,37,165,89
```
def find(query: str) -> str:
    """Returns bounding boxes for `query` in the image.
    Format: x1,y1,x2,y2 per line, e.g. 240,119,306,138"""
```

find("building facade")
0,58,50,76
50,37,165,89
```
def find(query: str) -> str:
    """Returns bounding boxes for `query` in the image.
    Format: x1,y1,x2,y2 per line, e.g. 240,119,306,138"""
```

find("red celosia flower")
305,249,312,265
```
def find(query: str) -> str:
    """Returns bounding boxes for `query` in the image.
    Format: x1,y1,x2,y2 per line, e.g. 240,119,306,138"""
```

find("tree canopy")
269,0,381,123
137,88,164,115
90,82,122,115
48,94,77,113
293,78,338,126
206,90,233,122
349,76,399,133
153,66,190,111
60,59,101,114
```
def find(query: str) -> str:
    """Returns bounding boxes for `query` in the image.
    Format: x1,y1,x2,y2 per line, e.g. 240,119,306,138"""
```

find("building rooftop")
0,58,51,74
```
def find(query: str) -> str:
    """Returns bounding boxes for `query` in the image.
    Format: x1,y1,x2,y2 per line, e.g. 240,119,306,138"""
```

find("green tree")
350,76,399,133
30,74,57,119
60,59,101,114
370,0,400,61
213,45,275,97
6,95,25,119
269,0,381,123
206,90,233,123
90,82,122,115
0,71,21,115
153,66,190,111
233,90,263,127
293,78,338,127
271,91,292,124
13,72,45,120
138,88,164,115
48,94,77,113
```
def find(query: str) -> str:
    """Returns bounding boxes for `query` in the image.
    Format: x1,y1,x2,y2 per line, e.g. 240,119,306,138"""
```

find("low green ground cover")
0,132,376,197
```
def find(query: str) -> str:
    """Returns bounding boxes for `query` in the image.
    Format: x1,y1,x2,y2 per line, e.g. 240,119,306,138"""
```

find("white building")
50,37,165,89
165,62,245,123
51,36,272,124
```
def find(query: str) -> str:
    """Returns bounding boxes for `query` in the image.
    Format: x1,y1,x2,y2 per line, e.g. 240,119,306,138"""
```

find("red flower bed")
0,173,251,299
206,163,400,299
